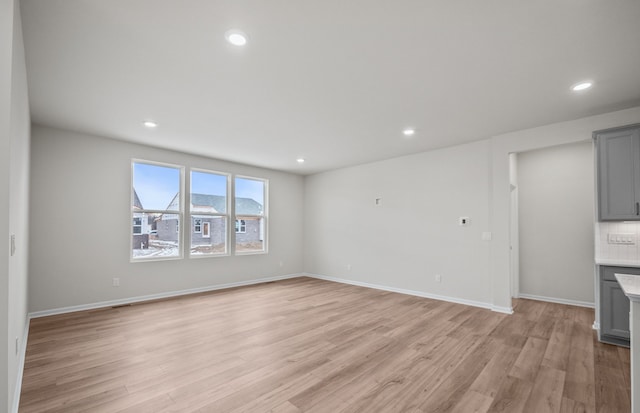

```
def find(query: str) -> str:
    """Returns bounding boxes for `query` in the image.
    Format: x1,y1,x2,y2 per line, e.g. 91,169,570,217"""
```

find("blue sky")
235,177,264,205
133,163,265,210
133,163,180,210
191,171,226,196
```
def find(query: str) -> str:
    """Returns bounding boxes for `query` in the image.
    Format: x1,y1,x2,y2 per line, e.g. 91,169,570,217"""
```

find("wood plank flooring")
19,277,630,412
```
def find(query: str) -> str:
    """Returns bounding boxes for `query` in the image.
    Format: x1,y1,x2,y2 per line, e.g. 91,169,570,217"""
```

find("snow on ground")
132,240,179,258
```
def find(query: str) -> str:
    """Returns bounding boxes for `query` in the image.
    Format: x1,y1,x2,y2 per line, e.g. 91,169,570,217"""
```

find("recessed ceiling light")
143,120,157,128
572,81,592,91
403,128,415,136
296,158,305,164
225,30,248,46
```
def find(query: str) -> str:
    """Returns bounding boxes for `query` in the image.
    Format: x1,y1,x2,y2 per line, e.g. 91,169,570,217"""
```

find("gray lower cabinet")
599,266,639,346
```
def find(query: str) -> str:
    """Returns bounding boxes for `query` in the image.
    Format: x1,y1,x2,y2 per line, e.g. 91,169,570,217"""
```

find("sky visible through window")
191,171,226,196
133,163,180,210
134,163,265,210
235,177,264,206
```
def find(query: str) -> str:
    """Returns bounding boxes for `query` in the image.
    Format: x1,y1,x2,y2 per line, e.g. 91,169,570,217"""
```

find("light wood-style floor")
19,277,630,412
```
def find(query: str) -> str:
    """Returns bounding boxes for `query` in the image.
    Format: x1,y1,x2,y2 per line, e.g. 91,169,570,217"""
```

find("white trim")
11,319,30,413
304,273,513,314
491,305,515,315
518,293,595,308
29,273,303,319
202,221,210,238
235,219,246,233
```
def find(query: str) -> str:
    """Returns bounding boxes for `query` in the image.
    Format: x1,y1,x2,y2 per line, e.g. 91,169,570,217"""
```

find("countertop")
596,258,640,268
616,273,640,301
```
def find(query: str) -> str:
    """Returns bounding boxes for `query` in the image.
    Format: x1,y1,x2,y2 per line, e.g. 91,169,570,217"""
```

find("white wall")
490,106,640,310
304,107,640,312
517,141,594,305
304,140,494,308
0,0,11,408
2,0,31,411
29,126,304,313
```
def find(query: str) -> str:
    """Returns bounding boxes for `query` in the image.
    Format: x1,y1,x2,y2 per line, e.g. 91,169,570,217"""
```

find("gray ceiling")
19,0,640,174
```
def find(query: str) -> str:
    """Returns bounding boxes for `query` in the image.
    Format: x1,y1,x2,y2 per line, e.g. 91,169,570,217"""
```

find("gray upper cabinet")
595,124,640,221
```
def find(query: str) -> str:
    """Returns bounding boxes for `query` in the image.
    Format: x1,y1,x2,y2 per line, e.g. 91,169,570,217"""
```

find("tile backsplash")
596,221,640,262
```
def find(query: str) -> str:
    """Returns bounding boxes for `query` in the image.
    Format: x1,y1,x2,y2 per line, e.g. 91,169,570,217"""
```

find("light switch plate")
608,233,636,245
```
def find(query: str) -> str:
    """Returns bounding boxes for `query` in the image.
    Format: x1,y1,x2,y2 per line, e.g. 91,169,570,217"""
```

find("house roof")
132,189,143,210
191,193,263,215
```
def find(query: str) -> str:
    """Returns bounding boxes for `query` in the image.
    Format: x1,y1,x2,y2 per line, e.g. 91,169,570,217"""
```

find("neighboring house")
132,189,151,249
155,193,263,249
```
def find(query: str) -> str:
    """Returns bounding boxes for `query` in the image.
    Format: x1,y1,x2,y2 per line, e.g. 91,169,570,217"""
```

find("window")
132,217,142,234
131,161,183,260
190,169,229,256
235,176,267,254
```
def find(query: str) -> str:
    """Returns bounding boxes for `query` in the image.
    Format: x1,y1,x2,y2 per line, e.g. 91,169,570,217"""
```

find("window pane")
191,171,227,213
190,215,227,256
132,213,180,258
235,217,264,253
133,162,180,211
235,177,265,216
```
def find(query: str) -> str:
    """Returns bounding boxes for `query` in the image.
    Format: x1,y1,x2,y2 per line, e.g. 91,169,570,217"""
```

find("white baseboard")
304,272,513,314
11,319,29,413
518,293,595,309
491,305,514,315
29,273,303,319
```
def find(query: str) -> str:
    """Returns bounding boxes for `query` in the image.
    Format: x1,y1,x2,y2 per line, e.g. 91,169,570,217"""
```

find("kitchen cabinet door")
601,280,630,344
596,124,640,221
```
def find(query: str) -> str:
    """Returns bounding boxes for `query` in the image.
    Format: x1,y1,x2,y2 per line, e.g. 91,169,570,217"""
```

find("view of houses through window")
235,177,266,254
190,170,229,256
131,161,267,260
131,162,182,259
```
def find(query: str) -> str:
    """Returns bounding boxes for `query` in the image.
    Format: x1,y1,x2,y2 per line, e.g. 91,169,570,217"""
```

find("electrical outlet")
112,277,120,287
459,217,469,226
435,274,442,283
375,198,383,206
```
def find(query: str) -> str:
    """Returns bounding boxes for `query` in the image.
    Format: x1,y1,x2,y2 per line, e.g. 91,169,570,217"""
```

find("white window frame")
234,175,268,255
130,159,184,262
235,219,246,233
132,217,142,234
188,168,230,258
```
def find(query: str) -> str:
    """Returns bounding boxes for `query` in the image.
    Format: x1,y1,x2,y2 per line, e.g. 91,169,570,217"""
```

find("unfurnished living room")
3,1,640,412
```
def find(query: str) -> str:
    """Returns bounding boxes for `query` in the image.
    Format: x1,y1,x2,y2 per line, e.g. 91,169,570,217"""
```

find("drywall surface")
304,140,493,306
304,106,640,312
518,141,594,304
0,0,12,408
29,126,304,312
491,106,640,310
2,0,31,411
